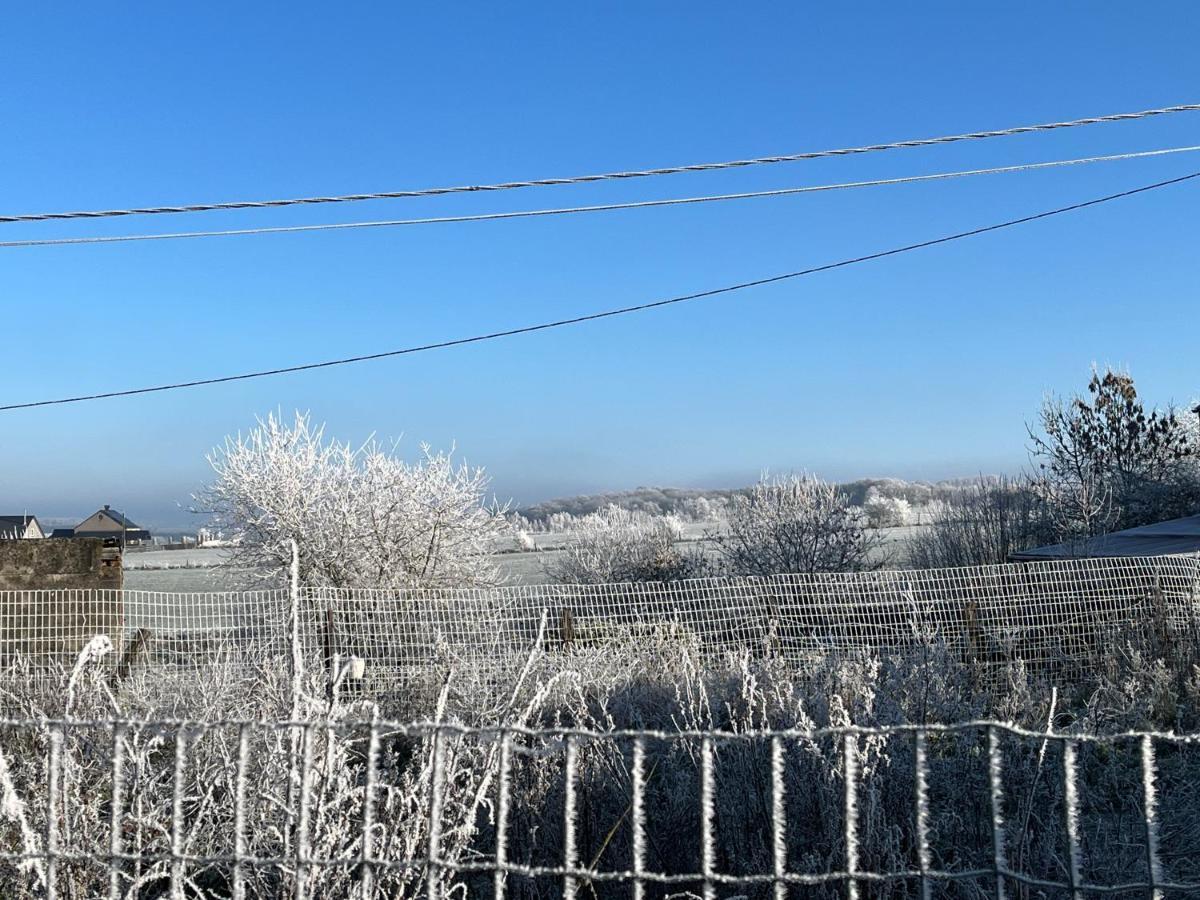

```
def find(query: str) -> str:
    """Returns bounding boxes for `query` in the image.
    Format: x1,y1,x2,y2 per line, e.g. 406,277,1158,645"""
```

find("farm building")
1010,513,1200,561
73,505,152,545
0,514,45,540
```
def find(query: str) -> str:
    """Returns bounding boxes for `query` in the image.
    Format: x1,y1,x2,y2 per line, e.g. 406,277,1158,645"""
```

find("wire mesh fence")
1,554,1198,683
312,554,1200,679
1,716,1198,899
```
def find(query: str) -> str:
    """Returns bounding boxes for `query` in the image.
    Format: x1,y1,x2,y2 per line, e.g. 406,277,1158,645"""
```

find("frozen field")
123,566,263,592
120,523,930,592
123,547,236,569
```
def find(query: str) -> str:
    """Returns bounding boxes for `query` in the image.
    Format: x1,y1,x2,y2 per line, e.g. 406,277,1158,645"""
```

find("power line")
4,145,1198,249
4,102,1199,226
4,169,1195,414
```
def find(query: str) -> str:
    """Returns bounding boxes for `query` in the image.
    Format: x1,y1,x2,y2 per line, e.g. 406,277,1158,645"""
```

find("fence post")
986,726,1008,900
323,602,336,702
1141,735,1163,900
843,733,860,900
289,539,303,716
286,540,303,872
699,735,716,900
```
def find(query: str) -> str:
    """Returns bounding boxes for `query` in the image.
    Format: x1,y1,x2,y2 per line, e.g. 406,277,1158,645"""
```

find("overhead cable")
3,144,1197,249
3,169,1195,413
3,101,1198,225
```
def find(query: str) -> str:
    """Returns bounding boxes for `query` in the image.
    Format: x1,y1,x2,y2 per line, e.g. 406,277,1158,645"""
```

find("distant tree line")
517,487,746,526
517,477,1002,529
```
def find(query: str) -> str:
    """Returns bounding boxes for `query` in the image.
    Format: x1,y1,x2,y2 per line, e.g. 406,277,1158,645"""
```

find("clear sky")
2,3,1198,528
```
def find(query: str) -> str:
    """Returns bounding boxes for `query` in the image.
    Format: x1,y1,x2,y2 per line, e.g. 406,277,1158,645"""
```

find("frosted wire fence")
1,555,1198,676
0,588,289,672
312,554,1200,676
0,718,1197,899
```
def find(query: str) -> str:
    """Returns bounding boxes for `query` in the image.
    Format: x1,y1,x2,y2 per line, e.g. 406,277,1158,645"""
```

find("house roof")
83,507,142,530
0,515,40,538
1010,514,1200,561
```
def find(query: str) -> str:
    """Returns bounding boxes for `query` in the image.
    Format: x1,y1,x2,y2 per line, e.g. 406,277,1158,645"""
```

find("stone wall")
0,538,124,661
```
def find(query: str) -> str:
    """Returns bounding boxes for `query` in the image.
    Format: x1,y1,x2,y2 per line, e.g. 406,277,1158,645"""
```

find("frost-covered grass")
1,615,1199,899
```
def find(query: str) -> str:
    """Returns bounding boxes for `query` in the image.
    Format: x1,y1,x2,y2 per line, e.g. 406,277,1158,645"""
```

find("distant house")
74,505,152,545
0,515,45,540
1009,514,1200,561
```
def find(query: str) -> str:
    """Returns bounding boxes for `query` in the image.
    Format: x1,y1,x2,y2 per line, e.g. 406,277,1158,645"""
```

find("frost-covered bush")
200,411,510,589
712,474,883,575
906,476,1054,568
546,505,707,584
862,492,912,528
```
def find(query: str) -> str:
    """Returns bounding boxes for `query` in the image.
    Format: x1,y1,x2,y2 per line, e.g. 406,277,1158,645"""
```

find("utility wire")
3,101,1199,225
3,169,1195,413
4,145,1197,249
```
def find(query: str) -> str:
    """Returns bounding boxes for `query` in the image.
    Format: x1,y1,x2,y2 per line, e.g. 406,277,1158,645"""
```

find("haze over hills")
516,476,1001,524
15,475,1005,537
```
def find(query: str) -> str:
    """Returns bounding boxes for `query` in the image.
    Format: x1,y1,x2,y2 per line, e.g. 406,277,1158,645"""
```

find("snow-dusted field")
123,547,235,569
121,523,931,591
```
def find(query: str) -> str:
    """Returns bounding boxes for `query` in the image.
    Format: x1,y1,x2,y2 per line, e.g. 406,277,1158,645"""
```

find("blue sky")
2,3,1198,527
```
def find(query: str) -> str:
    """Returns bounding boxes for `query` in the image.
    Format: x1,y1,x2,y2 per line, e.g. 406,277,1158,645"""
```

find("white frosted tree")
712,474,883,575
546,505,704,584
200,411,509,589
862,492,912,528
546,512,576,533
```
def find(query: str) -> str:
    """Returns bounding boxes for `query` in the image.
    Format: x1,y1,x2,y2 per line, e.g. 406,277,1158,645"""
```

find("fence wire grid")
0,717,1198,899
1,554,1198,680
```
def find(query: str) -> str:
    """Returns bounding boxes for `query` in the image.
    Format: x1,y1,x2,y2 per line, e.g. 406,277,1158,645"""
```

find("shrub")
862,492,912,528
545,505,708,584
711,474,884,576
906,476,1053,568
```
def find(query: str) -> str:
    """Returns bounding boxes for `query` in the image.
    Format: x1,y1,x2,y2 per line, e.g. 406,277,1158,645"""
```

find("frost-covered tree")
681,495,723,523
1028,368,1200,536
200,411,509,589
712,474,883,576
862,492,912,528
906,476,1054,568
546,512,577,533
546,505,706,584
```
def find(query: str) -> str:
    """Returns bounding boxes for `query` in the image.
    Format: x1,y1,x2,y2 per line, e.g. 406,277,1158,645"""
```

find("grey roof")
1010,515,1200,561
86,507,142,529
0,515,40,538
